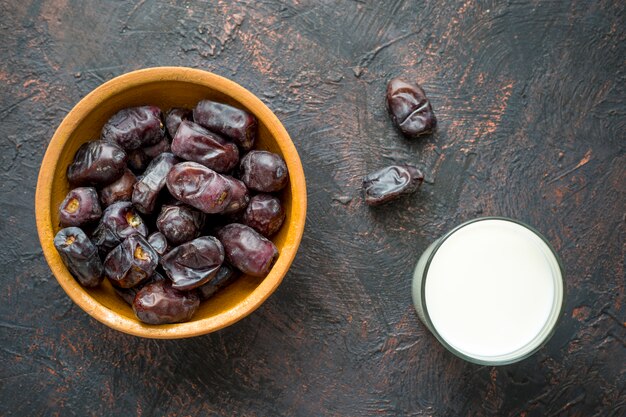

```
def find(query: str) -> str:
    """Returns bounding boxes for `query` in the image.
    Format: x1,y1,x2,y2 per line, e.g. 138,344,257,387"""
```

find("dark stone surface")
1,0,624,416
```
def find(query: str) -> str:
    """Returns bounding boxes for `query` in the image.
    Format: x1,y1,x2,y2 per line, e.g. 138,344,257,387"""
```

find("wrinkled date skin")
156,204,205,245
132,153,178,214
193,100,257,150
147,232,169,256
223,176,250,214
171,121,239,173
114,271,165,306
67,140,127,187
165,107,192,138
161,236,225,290
217,223,278,277
166,162,232,214
104,234,158,288
92,201,148,255
242,194,285,237
197,263,240,300
127,148,151,173
143,137,171,158
127,138,172,173
239,151,289,192
59,187,102,227
132,280,200,325
386,78,437,138
100,169,136,207
101,105,165,150
363,165,424,206
54,227,104,287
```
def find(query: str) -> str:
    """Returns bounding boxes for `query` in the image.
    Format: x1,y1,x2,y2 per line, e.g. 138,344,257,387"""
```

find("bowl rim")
35,66,307,338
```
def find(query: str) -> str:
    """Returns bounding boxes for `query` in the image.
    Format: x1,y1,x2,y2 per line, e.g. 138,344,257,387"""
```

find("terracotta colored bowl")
35,67,306,339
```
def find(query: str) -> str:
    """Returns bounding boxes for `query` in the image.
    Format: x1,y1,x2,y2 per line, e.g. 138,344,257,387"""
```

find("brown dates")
132,280,200,325
171,121,239,173
166,162,233,214
59,187,102,227
58,98,289,325
197,263,239,300
239,151,289,192
156,204,205,245
114,271,166,306
363,165,424,206
54,227,104,287
217,223,278,277
386,78,436,138
223,176,250,214
132,153,178,214
101,105,165,150
100,169,137,207
67,140,127,187
92,201,148,255
193,100,257,150
160,236,225,290
147,232,169,256
165,107,192,138
104,234,158,288
242,194,285,237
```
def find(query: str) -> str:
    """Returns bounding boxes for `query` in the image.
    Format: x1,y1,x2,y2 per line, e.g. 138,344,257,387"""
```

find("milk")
412,218,564,364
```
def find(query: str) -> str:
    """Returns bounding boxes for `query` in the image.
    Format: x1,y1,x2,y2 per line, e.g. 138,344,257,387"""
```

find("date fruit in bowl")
104,234,159,289
171,121,239,173
36,67,306,338
217,223,278,278
166,162,235,214
193,99,258,151
67,140,127,187
101,105,165,150
133,280,200,325
240,150,289,192
53,227,104,288
58,187,102,227
161,236,225,291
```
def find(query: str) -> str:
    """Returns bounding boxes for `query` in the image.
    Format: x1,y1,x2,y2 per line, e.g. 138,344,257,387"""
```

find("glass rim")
419,216,566,365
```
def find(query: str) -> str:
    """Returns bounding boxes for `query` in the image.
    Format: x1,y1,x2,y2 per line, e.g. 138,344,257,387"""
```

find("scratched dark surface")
1,0,625,416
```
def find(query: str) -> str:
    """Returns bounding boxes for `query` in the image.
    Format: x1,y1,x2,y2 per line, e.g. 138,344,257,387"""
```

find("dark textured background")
1,0,625,416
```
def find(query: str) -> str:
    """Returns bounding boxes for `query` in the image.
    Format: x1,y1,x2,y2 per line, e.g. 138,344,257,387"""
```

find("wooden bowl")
35,67,307,339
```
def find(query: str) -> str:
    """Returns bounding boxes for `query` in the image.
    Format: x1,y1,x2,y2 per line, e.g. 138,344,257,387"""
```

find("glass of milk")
412,217,565,365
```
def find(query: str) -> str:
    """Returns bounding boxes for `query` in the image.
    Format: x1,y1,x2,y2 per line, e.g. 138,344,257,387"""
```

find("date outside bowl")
35,67,307,339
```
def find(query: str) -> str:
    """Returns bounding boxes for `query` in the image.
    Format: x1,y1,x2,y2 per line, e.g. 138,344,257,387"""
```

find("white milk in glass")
412,218,564,365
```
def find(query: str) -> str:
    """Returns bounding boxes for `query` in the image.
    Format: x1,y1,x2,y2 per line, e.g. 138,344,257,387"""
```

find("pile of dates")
54,100,289,324
362,78,436,205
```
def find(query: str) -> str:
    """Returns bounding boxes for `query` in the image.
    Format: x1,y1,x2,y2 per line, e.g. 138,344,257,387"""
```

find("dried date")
92,201,148,256
101,106,165,150
171,120,239,173
166,162,233,214
160,236,225,290
132,153,178,214
193,100,257,150
239,151,288,192
242,194,285,237
54,227,104,287
67,140,127,186
59,187,102,227
132,280,200,324
100,169,136,207
362,165,424,206
216,223,278,277
386,78,436,138
104,234,158,288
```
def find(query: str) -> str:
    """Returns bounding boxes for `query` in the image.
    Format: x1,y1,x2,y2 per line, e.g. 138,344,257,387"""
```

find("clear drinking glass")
412,217,565,365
